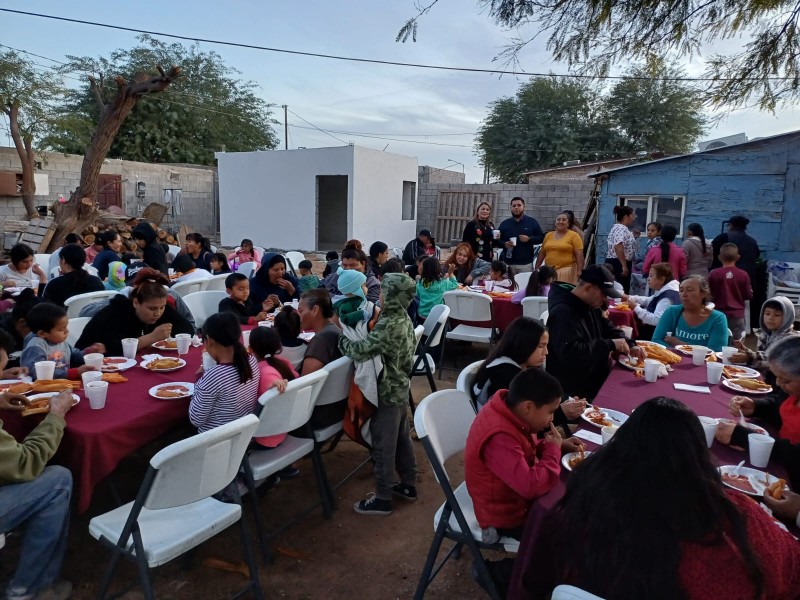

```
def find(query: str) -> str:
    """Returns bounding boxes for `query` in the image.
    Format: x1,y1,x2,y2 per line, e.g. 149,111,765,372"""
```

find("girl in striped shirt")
189,312,260,433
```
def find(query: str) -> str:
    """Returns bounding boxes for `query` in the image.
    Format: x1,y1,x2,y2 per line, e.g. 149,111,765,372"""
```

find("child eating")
218,273,270,325
733,296,799,375
488,260,517,291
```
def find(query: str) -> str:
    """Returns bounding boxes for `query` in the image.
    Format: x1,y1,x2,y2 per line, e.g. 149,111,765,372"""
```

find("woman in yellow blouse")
535,212,585,284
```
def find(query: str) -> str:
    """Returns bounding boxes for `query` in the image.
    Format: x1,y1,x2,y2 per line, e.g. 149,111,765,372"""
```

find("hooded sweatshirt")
545,282,622,399
132,223,169,276
628,279,681,327
746,296,799,370
249,252,300,306
339,273,417,407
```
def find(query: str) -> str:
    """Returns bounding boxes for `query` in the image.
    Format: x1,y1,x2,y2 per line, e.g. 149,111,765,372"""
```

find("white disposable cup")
83,353,104,370
168,268,175,277
698,416,718,448
81,370,102,388
85,380,109,410
485,281,494,292
619,325,633,338
706,361,724,384
258,320,273,328
175,333,191,355
290,299,299,309
510,236,517,246
493,229,501,240
242,330,251,349
692,346,709,366
121,338,138,360
721,346,737,364
202,351,216,371
749,433,775,468
601,425,618,444
34,361,55,381
643,359,661,382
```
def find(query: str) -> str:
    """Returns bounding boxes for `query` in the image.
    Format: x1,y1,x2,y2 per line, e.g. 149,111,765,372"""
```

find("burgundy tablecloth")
3,346,202,513
449,293,523,335
608,307,638,339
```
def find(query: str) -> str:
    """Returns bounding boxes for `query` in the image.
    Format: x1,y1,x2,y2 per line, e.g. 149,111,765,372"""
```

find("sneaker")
33,581,72,600
353,492,392,516
278,466,301,479
392,483,418,502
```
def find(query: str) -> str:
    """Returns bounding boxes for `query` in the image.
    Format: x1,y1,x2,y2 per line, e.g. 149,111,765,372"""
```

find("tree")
0,50,64,218
47,35,278,165
476,77,625,182
398,0,800,110
605,59,707,154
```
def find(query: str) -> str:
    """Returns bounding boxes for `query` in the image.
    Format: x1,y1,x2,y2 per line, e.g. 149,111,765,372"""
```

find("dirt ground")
0,345,494,600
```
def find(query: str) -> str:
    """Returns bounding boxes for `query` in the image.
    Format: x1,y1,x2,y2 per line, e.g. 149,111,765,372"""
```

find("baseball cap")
579,265,623,298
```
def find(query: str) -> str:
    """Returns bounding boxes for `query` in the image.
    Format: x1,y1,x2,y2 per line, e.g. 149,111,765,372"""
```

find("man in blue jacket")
498,197,544,273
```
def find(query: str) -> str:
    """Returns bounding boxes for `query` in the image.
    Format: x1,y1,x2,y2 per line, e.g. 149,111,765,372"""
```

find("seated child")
21,303,105,380
512,266,555,303
734,296,799,377
489,260,517,291
189,312,260,433
209,252,232,275
415,256,458,322
0,288,39,364
104,261,127,291
273,305,307,370
322,250,339,278
227,238,261,271
171,254,212,283
218,273,269,325
296,259,321,293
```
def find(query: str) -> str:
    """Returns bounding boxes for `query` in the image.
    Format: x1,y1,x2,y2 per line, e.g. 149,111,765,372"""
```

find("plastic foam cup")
619,325,633,339
601,425,618,444
202,351,216,371
175,333,191,355
721,346,737,364
34,361,55,381
643,359,661,383
121,338,138,359
485,281,494,292
83,353,104,370
698,416,718,448
706,361,724,384
748,433,775,468
493,229,501,240
242,330,251,349
85,380,109,409
81,370,102,389
692,346,709,366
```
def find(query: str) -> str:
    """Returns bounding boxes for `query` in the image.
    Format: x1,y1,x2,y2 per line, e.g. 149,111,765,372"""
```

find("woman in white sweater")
622,263,681,337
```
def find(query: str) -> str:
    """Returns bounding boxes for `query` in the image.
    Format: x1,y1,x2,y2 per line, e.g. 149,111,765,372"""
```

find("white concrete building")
216,145,419,251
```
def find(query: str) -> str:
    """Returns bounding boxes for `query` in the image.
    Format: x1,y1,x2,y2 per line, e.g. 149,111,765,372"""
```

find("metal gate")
435,191,498,245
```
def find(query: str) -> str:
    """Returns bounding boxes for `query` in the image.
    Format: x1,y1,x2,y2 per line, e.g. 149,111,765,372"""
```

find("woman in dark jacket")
249,252,300,309
76,268,194,355
132,222,169,276
462,201,497,262
42,244,104,307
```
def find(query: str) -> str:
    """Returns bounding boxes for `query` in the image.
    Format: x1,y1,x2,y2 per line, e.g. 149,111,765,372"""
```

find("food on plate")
4,382,33,394
585,406,612,427
146,358,182,370
21,394,78,417
568,447,586,469
721,472,757,494
641,344,682,365
154,340,177,349
103,357,128,365
155,385,191,398
31,379,80,393
633,369,644,379
101,372,128,383
705,353,718,363
722,365,748,378
767,478,786,500
612,303,631,311
728,378,772,391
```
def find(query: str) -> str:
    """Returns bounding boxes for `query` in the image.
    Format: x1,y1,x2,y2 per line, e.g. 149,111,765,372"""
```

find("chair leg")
95,544,124,600
437,337,447,380
242,461,271,564
414,519,448,600
310,447,334,518
325,430,345,453
132,530,155,600
468,544,503,600
238,514,263,600
425,364,437,393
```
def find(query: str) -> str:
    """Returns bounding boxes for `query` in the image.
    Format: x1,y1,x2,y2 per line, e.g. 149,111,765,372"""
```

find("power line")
285,110,348,145
0,7,791,82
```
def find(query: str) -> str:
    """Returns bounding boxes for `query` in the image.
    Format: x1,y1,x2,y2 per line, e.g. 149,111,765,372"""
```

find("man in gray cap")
711,215,761,284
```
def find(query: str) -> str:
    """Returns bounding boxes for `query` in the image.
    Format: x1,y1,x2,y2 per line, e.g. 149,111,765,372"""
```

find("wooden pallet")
18,218,57,252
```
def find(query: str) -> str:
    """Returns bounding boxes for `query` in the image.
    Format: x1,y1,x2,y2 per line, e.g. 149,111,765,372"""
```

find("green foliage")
46,35,278,164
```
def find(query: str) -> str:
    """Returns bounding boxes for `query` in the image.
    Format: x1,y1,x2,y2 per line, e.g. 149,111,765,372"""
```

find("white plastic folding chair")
514,270,532,291
204,273,229,292
279,344,307,371
34,253,50,273
238,261,257,279
252,246,266,259
181,291,227,330
284,251,306,276
409,305,450,413
242,370,333,562
456,360,483,412
50,266,61,279
64,290,119,319
67,317,91,347
552,585,606,600
170,279,206,298
89,414,262,600
441,291,496,374
210,244,218,253
167,245,181,262
521,296,549,321
540,310,549,325
413,390,518,600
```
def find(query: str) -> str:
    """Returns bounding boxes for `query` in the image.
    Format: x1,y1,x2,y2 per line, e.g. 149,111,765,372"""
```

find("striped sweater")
189,354,260,433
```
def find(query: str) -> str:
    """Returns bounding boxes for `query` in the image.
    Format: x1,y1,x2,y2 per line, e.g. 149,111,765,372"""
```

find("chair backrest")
316,355,355,407
238,261,256,279
280,344,308,370
252,245,266,258
443,291,493,323
67,317,91,347
391,247,403,259
210,244,218,253
145,414,259,510
521,296,549,321
171,279,206,298
414,390,476,479
456,360,483,397
50,266,61,279
422,304,450,349
204,273,229,292
64,290,119,318
413,324,425,349
284,251,306,275
515,271,532,291
253,369,329,437
34,253,50,271
540,310,549,325
552,585,606,600
167,245,181,262
181,290,228,329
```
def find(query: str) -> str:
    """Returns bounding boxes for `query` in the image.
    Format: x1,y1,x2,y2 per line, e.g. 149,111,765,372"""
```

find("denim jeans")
0,466,72,598
369,404,417,500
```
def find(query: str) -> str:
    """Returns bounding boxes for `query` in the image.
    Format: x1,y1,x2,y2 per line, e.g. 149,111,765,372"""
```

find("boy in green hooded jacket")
339,272,418,515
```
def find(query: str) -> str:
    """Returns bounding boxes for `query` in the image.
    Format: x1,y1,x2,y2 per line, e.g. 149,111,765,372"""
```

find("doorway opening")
316,175,348,250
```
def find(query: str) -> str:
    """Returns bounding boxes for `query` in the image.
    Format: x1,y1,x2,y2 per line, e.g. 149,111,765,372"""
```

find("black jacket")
218,297,262,325
41,271,105,307
462,219,496,262
711,229,760,282
76,294,194,355
545,283,622,399
132,222,169,276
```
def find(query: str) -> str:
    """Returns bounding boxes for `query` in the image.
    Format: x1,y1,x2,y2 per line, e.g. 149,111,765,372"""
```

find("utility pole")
283,104,288,150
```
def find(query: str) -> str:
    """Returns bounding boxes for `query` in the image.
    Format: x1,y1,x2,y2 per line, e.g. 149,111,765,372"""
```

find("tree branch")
88,76,106,110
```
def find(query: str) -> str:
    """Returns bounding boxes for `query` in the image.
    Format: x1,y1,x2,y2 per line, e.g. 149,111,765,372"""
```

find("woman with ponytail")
189,312,260,433
643,225,687,280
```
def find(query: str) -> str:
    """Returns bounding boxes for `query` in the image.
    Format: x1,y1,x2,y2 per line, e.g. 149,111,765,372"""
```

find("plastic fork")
733,460,745,476
737,405,747,427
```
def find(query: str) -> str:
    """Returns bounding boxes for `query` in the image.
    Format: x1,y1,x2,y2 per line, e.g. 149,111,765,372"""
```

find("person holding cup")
498,197,544,274
20,304,105,381
461,201,498,262
716,336,800,489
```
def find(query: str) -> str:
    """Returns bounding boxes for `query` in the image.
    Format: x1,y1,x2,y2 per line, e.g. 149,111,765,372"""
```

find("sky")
1,0,799,183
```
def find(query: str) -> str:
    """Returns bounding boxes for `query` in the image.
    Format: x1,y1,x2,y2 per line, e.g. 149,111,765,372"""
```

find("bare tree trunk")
49,66,181,250
3,102,38,219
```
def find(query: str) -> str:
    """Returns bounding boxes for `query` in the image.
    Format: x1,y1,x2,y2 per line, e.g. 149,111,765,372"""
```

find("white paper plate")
635,340,659,347
581,407,628,428
140,357,187,372
674,344,712,356
720,365,761,379
149,382,195,400
0,379,27,393
716,418,767,436
617,355,644,371
721,378,773,395
151,339,179,352
562,450,593,472
718,465,788,497
29,392,80,405
100,357,138,372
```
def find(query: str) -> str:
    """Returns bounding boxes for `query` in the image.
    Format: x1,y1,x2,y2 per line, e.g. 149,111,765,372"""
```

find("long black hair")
202,312,252,384
59,244,88,281
474,317,546,388
525,266,556,297
551,397,763,599
660,225,678,263
687,223,708,256
420,256,443,287
273,305,301,342
186,232,211,254
249,325,296,382
490,260,517,290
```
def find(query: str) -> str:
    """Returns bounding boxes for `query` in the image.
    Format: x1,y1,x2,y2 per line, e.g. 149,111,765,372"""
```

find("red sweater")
708,266,753,318
464,390,561,530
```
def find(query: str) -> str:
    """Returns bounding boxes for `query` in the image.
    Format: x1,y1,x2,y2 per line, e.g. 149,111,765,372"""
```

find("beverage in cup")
81,370,102,389
601,425,618,444
175,333,192,355
492,229,501,240
34,360,56,381
691,345,708,366
202,351,216,371
721,346,737,364
748,433,775,468
242,330,251,349
506,236,517,259
83,353,104,370
85,380,109,410
643,359,661,382
706,361,724,384
121,338,138,360
698,416,718,448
